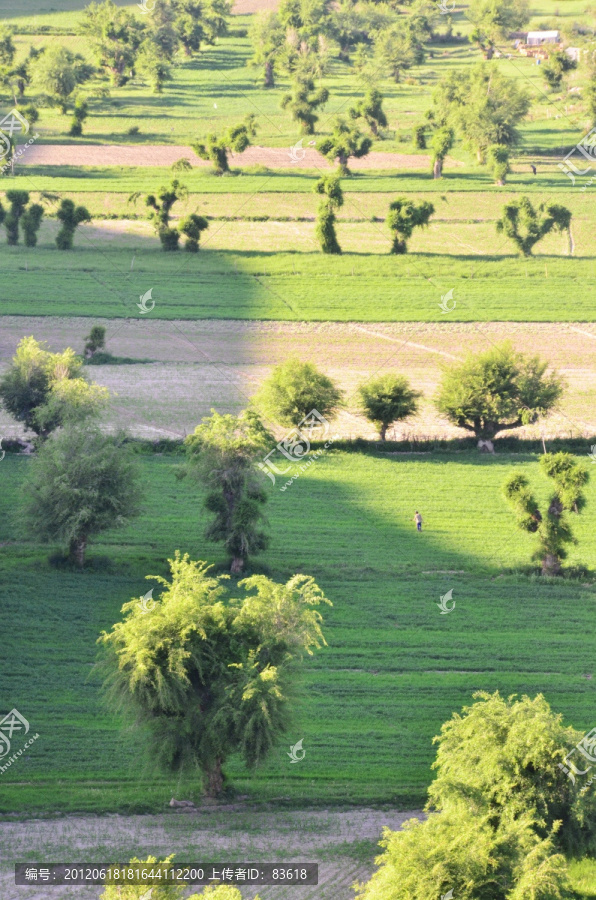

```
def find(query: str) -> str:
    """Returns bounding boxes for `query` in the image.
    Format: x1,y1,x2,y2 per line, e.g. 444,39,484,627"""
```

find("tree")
100,858,252,900
316,118,372,175
427,691,596,856
184,410,273,573
0,27,16,68
354,808,571,900
504,453,589,575
430,126,453,179
135,41,172,94
22,425,141,567
84,325,106,359
349,88,387,136
386,197,434,254
0,336,109,437
31,45,92,113
487,142,510,185
68,98,88,137
145,179,187,250
434,342,563,451
20,203,44,247
281,75,328,134
250,11,285,87
180,213,209,252
255,357,343,427
433,64,530,162
3,190,30,245
172,0,232,57
496,197,572,257
98,553,330,797
373,22,425,83
468,0,530,59
80,0,145,86
358,373,421,440
314,173,343,254
542,48,577,92
192,116,257,174
56,199,91,249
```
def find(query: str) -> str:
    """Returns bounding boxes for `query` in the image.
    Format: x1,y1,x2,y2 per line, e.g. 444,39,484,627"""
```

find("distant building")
526,30,560,45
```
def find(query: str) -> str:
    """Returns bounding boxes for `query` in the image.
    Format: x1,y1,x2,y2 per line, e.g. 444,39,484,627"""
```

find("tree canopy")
316,117,372,174
468,0,530,58
386,197,434,254
255,357,343,426
496,196,572,256
358,373,421,440
193,116,257,173
98,552,330,795
434,342,563,449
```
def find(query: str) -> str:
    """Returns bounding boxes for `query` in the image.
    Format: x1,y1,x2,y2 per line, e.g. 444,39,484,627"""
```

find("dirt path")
21,144,459,171
0,807,423,900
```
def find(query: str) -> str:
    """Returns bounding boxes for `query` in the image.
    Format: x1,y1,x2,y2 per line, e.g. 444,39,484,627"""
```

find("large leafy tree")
192,116,257,174
386,197,434,254
427,691,596,855
135,41,173,93
281,74,328,134
250,11,285,87
468,0,530,59
349,88,387,136
542,48,577,92
504,453,589,575
433,63,530,162
0,336,109,438
22,425,142,567
430,126,453,179
434,342,563,451
255,357,343,427
56,198,91,250
316,118,372,174
31,45,94,113
172,0,232,57
80,0,145,86
358,373,421,440
496,197,572,256
373,21,425,82
184,410,273,574
314,173,343,254
98,552,330,795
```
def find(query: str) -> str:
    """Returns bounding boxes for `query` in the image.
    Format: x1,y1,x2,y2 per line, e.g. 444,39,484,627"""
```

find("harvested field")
1,318,594,441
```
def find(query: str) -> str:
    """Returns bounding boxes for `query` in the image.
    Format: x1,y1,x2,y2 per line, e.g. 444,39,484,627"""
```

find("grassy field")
1,449,596,816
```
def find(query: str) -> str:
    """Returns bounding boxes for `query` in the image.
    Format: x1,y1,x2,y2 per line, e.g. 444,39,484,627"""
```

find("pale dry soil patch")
0,807,423,900
21,144,460,171
1,319,595,442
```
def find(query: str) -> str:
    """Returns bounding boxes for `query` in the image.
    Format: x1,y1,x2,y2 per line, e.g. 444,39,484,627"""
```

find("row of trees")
0,192,91,248
2,336,582,577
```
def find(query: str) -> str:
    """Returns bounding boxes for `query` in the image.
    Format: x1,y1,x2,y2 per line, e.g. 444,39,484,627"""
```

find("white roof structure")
527,31,560,45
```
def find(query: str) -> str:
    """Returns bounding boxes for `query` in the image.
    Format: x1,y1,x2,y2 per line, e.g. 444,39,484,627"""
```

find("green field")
1,449,596,815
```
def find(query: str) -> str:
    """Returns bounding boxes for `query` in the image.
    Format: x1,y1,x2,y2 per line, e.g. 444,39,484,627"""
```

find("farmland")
1,0,596,895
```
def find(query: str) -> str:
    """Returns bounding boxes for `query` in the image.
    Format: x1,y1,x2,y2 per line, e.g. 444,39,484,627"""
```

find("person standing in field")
414,511,423,532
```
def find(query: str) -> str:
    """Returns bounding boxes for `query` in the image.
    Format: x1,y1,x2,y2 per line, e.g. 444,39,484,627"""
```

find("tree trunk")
391,236,407,254
370,120,378,136
477,439,495,453
230,556,244,574
496,177,505,186
379,423,388,441
264,60,274,88
69,536,87,568
338,154,349,175
204,758,224,798
542,553,561,576
433,158,443,179
485,46,494,60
